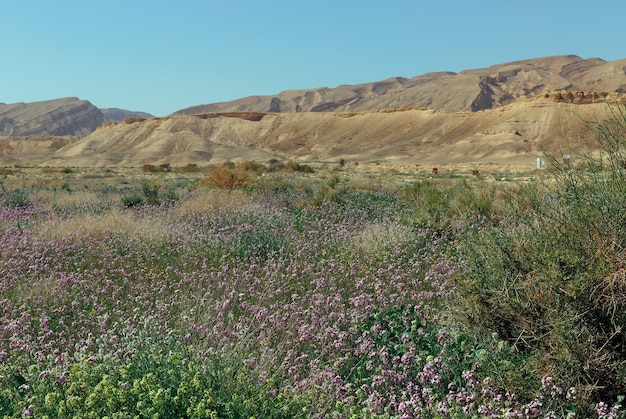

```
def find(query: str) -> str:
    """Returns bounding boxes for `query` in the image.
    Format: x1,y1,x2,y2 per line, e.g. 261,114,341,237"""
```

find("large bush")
455,104,626,412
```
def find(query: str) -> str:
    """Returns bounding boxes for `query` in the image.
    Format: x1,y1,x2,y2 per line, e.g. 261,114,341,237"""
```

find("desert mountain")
173,55,626,115
0,97,104,136
0,98,154,136
1,55,625,169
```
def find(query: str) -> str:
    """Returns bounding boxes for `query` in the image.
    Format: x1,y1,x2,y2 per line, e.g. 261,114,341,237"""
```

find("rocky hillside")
0,97,105,136
174,55,626,115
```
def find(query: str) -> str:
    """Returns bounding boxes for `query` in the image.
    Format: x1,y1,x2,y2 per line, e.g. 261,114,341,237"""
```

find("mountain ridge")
172,55,626,115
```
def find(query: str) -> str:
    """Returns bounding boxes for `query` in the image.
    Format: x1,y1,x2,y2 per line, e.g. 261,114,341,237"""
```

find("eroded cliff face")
0,98,105,136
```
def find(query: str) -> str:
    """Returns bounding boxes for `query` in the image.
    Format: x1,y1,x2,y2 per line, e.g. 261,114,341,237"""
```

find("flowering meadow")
2,108,626,418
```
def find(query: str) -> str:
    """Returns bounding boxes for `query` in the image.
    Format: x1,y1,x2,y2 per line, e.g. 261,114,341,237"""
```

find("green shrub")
142,182,161,205
401,178,503,234
121,191,144,208
0,338,311,418
454,103,626,409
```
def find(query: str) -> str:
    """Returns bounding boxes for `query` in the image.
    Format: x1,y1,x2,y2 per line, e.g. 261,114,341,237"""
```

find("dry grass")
37,209,170,243
352,222,413,256
346,175,384,191
31,189,106,212
173,189,255,217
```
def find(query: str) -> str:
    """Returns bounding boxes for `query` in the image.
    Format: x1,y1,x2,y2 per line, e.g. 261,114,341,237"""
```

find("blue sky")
2,1,625,116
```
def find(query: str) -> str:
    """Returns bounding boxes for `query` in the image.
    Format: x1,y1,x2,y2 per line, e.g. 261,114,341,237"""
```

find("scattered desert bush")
120,181,178,207
268,159,315,173
201,166,250,189
178,163,201,173
0,188,31,208
142,163,165,173
201,161,316,191
121,190,145,207
401,177,505,235
237,159,266,173
141,182,160,205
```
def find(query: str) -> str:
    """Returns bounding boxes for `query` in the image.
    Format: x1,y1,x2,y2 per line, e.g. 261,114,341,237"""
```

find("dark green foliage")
142,182,161,205
121,183,178,207
121,191,144,208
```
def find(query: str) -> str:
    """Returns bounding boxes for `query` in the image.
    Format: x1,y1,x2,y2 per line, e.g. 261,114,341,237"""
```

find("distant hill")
0,98,154,136
0,97,104,136
101,108,154,122
173,55,626,115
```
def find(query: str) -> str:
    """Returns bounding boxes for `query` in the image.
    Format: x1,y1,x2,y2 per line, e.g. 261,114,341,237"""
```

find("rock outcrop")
543,91,626,104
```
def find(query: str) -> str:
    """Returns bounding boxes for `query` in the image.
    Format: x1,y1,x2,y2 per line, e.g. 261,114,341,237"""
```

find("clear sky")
2,0,625,116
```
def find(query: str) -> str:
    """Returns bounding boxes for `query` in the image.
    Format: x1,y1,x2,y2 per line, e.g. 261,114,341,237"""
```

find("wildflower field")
2,109,626,418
